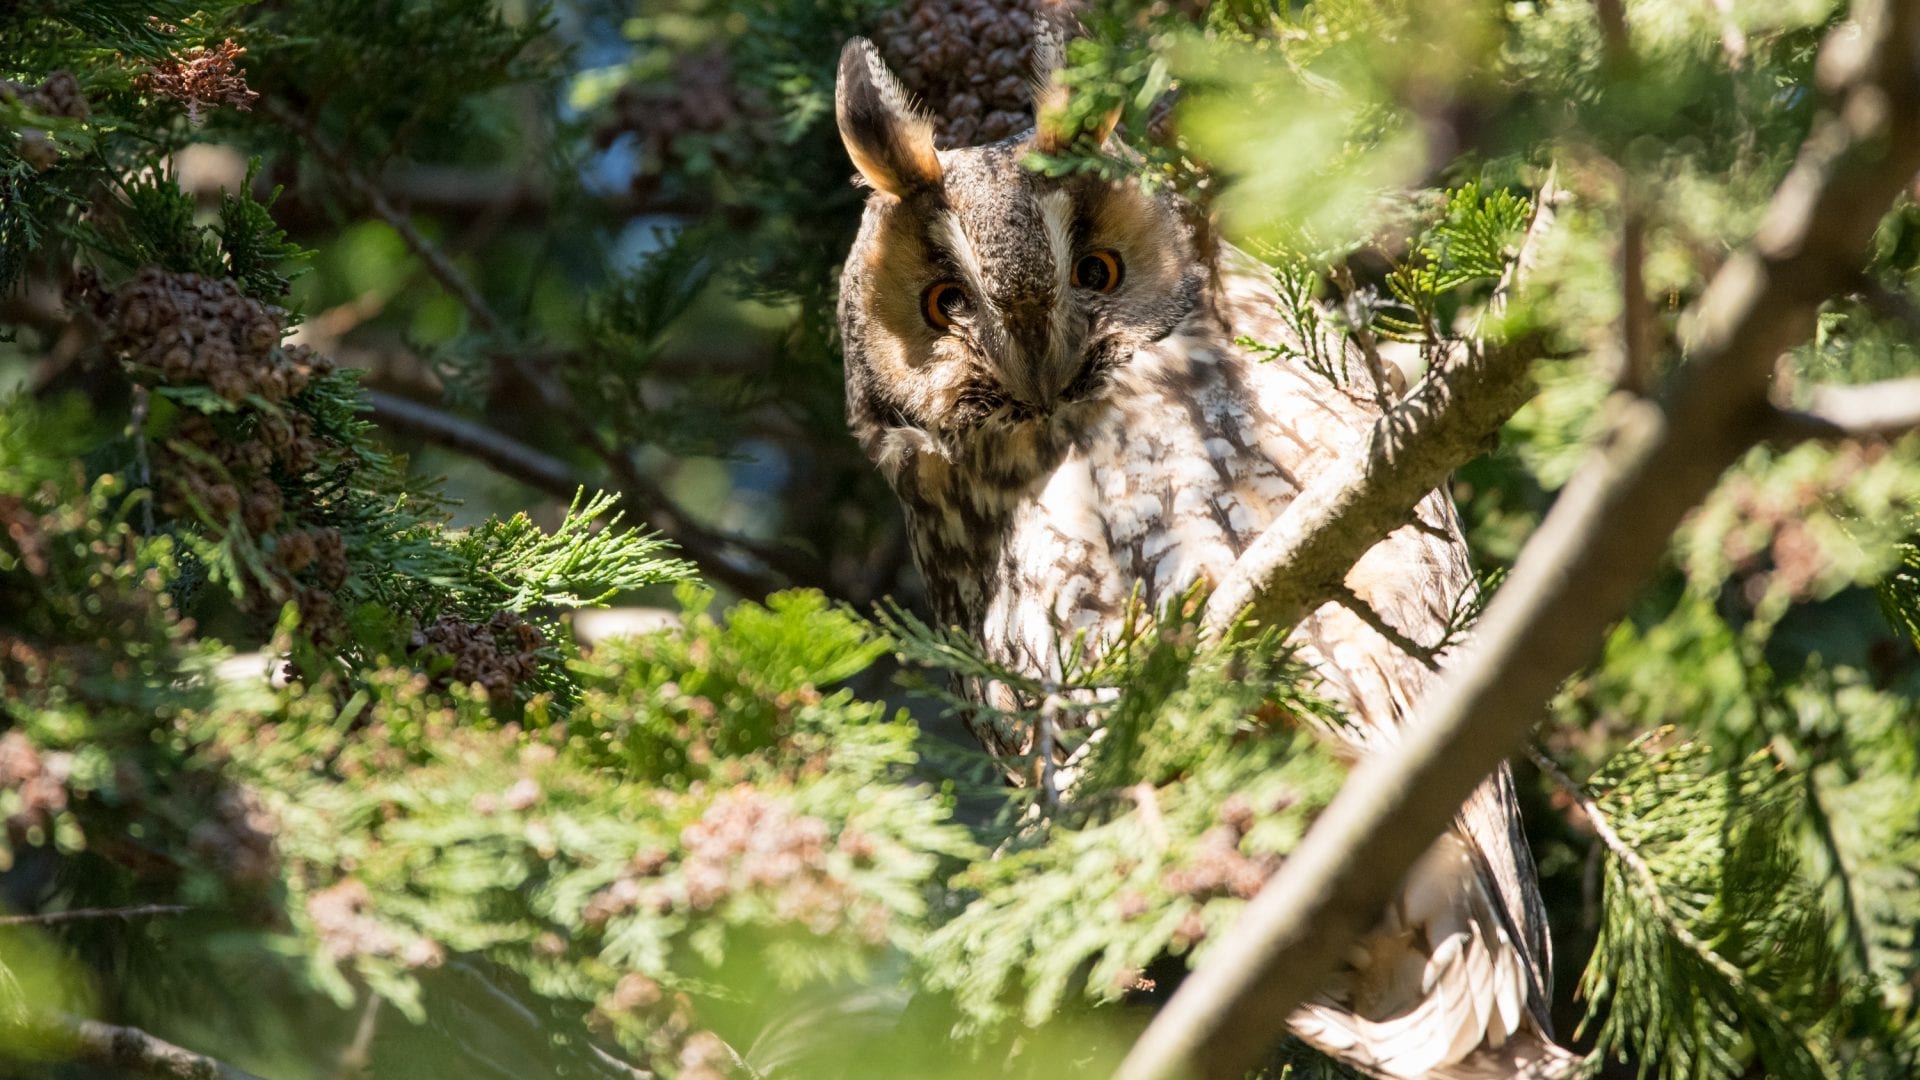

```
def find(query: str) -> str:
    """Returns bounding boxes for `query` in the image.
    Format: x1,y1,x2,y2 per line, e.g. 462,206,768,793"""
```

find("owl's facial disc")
837,61,1205,452
927,152,1094,413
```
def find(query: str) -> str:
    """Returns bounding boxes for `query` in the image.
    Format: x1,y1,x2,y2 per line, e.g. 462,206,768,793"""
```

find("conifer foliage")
3,1,1920,1078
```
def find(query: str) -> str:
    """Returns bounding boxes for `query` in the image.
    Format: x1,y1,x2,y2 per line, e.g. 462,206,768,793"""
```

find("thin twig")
271,102,828,600
1594,0,1633,73
267,104,500,337
1618,207,1656,395
0,904,187,927
1527,746,1809,1036
364,389,583,498
1331,264,1399,409
1118,5,1920,1077
1037,693,1063,812
335,992,381,1079
1765,376,1920,442
14,1012,268,1080
1327,583,1442,671
129,384,155,535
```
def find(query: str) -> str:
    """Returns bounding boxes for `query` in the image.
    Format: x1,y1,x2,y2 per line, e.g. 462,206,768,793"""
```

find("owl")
834,36,1572,1080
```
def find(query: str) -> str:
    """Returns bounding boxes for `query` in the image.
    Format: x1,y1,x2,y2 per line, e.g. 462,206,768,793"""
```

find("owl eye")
1072,250,1123,293
922,281,970,329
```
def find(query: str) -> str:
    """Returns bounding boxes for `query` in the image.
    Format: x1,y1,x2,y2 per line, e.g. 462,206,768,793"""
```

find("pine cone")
98,268,321,403
593,49,756,192
410,611,545,703
870,0,1075,148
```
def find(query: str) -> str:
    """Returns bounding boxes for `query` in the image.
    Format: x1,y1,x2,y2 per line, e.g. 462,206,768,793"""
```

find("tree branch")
1765,376,1920,442
1120,3,1920,1077
362,389,810,600
1201,174,1559,641
17,1013,267,1080
363,389,584,498
269,102,835,600
0,904,186,927
1200,331,1541,640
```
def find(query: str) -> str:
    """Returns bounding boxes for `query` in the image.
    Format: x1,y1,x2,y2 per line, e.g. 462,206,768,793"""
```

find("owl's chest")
910,337,1349,679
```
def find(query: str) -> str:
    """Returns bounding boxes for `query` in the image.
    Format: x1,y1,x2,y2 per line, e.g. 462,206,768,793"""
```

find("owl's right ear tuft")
836,38,941,197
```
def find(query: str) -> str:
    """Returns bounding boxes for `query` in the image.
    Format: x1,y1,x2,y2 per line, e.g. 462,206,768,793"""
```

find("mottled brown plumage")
834,36,1572,1078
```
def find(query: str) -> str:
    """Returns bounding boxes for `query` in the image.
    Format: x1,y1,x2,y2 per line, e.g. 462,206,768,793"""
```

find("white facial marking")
1039,190,1076,351
937,210,992,316
1040,191,1073,291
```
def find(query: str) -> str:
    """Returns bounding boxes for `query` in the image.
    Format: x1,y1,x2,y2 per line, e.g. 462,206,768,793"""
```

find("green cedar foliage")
4,1,1920,1079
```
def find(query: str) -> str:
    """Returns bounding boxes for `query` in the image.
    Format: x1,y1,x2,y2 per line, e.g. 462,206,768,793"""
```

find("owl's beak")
996,302,1079,411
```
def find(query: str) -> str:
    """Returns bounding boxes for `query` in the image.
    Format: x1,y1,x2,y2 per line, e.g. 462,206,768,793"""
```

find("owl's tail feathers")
1291,1006,1580,1080
1285,830,1583,1080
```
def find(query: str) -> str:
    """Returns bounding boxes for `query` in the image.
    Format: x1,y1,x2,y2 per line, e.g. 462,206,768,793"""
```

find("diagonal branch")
0,904,187,927
364,389,583,497
362,389,812,600
1120,3,1920,1077
1202,176,1560,641
269,102,833,600
15,1012,267,1080
1201,333,1542,640
1765,375,1920,442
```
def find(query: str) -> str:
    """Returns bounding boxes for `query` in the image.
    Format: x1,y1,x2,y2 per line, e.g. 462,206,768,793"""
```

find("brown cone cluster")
594,971,735,1080
2,70,89,120
159,414,350,648
95,267,330,403
83,266,354,649
593,49,755,193
410,611,545,703
872,0,1069,147
0,730,70,840
134,39,259,124
580,787,887,941
3,71,89,170
307,877,446,969
187,785,280,887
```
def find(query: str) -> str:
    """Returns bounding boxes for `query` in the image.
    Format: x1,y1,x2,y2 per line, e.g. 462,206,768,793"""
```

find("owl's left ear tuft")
1030,19,1120,155
836,38,942,198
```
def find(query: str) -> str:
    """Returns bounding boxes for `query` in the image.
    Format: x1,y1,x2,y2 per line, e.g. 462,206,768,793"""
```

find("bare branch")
1120,4,1920,1077
1766,376,1920,442
0,904,187,927
16,1012,267,1080
364,390,584,498
266,103,501,337
334,992,381,1079
361,389,814,599
1200,331,1540,641
1594,0,1633,73
1328,583,1443,671
268,103,835,599
1618,207,1657,395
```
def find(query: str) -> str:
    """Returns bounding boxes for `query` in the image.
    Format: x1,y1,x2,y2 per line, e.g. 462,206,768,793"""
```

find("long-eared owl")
833,35,1572,1080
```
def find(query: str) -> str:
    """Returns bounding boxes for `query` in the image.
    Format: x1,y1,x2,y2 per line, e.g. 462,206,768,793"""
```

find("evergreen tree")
2,1,1917,1077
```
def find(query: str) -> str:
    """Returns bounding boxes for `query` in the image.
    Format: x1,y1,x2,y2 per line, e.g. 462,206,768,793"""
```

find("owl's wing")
1208,252,1569,1077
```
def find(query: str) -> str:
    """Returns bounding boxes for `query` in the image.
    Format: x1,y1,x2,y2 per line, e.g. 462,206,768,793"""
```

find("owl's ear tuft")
836,38,941,197
1030,19,1120,155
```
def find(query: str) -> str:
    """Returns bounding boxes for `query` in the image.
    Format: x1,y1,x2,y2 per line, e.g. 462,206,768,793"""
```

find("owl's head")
834,37,1205,468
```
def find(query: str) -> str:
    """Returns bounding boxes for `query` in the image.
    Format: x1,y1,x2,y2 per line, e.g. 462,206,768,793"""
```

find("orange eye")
1072,250,1123,293
922,281,970,329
